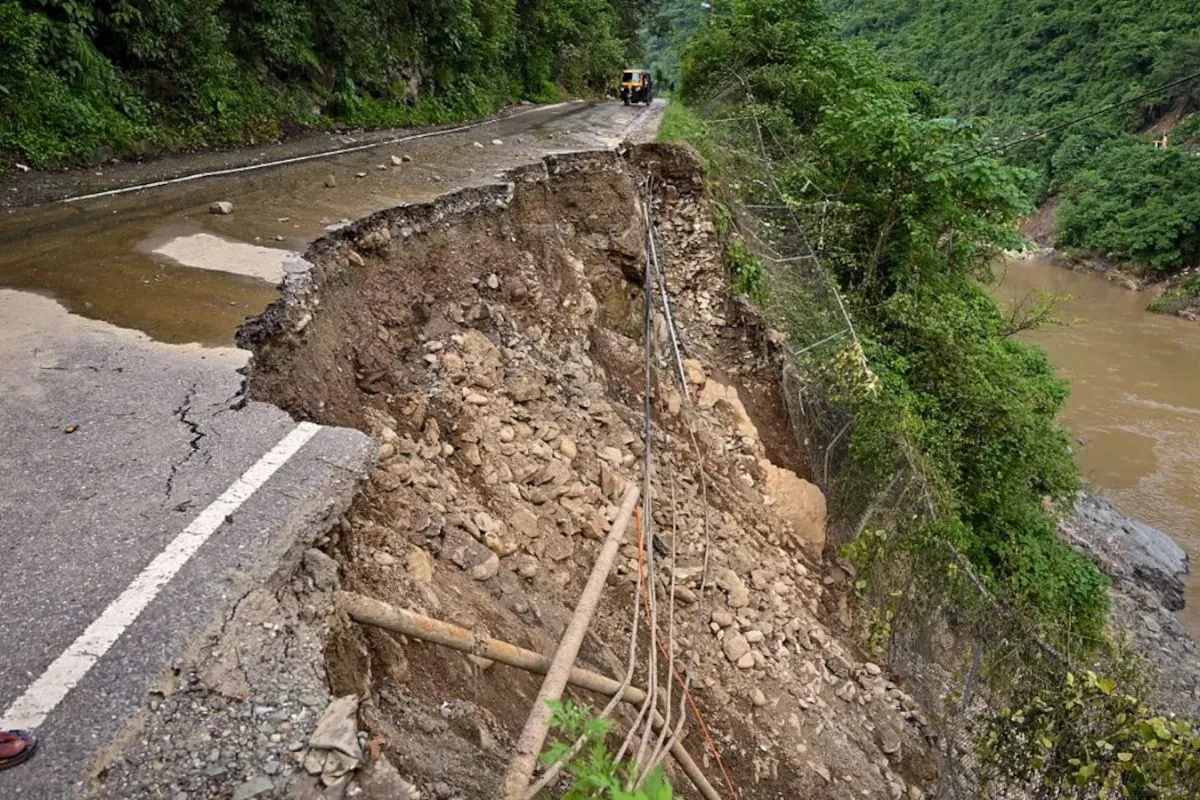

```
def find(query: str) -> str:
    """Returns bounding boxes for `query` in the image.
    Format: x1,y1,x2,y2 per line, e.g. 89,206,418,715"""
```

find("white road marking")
0,421,322,730
61,102,576,205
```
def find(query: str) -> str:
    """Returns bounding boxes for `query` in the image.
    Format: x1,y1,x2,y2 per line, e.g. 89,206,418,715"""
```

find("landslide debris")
239,145,939,799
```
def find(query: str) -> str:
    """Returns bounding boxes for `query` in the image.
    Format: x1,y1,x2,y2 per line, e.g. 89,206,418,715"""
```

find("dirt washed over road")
0,101,662,347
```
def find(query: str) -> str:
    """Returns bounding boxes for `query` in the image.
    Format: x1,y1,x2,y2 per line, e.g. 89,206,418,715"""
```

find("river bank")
991,256,1200,637
1063,493,1200,718
1009,246,1200,321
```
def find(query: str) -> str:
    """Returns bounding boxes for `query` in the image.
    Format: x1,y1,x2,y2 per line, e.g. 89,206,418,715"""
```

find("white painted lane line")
61,101,576,205
0,421,322,730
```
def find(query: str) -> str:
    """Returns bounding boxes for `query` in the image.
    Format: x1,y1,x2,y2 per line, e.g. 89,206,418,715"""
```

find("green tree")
826,0,1200,273
680,0,1108,641
0,0,651,167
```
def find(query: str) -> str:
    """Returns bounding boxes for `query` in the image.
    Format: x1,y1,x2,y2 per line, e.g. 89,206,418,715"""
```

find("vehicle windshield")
622,72,637,83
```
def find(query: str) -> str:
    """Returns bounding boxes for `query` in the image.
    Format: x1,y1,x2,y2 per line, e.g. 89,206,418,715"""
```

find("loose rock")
470,552,500,581
723,632,751,664
406,548,435,583
302,549,339,591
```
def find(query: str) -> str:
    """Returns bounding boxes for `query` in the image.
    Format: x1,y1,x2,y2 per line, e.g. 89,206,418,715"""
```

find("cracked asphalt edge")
85,424,378,800
165,383,206,498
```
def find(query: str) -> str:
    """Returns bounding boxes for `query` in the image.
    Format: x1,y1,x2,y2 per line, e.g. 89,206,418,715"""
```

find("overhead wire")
642,179,741,799
637,187,677,777
939,68,1200,170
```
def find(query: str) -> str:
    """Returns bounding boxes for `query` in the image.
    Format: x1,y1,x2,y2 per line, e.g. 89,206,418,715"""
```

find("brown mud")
239,145,938,798
0,103,571,210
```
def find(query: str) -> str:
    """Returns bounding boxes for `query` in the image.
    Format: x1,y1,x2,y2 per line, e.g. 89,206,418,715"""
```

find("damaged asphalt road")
0,100,663,798
0,291,376,797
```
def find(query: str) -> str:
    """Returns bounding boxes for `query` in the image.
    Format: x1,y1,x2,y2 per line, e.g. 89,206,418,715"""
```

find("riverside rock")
1062,492,1200,718
1062,492,1188,611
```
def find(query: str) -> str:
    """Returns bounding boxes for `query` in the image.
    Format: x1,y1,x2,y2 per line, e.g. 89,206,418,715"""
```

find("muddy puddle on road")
0,212,280,347
992,257,1200,632
0,102,654,347
235,146,934,799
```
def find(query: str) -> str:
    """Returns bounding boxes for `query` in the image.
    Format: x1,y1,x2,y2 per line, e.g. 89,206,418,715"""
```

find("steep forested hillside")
645,1,707,87
0,0,651,167
662,5,1200,791
828,0,1200,275
669,0,1108,644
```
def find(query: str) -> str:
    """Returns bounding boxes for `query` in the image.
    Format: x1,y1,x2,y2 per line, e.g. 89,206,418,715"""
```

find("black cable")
943,68,1200,170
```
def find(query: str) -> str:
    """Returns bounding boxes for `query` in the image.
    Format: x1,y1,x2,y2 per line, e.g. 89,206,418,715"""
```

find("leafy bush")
725,239,769,303
980,664,1200,797
677,0,1109,643
543,700,673,800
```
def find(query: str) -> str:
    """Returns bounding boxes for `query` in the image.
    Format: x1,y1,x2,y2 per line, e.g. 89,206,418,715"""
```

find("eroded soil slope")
240,145,937,799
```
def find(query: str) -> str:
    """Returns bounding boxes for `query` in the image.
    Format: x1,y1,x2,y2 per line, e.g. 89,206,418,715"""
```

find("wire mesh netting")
684,79,1080,799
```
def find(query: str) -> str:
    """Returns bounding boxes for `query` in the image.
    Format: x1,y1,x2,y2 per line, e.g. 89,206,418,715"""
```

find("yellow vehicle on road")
619,69,652,106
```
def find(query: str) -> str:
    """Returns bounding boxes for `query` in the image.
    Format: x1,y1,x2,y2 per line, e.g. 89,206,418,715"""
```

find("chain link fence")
683,79,1078,799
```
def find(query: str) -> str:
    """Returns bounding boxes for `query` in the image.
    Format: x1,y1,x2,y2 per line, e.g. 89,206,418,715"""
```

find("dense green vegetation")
827,0,1200,275
981,664,1200,798
672,0,1108,640
0,0,650,168
662,2,1200,792
644,1,706,88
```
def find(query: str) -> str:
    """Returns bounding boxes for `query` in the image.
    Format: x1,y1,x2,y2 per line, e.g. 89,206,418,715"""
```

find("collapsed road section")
87,145,939,799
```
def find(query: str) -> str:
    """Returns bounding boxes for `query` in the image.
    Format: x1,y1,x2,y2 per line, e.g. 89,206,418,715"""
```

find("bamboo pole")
339,591,721,800
499,485,641,799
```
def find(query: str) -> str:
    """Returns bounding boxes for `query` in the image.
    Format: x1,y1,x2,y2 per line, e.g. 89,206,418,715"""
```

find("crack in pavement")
213,373,250,417
165,382,207,499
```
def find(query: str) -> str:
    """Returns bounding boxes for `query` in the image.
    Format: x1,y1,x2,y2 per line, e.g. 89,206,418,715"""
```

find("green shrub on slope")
680,0,1108,642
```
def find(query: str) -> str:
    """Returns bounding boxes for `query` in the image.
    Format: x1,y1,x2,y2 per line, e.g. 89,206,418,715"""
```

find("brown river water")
991,258,1200,633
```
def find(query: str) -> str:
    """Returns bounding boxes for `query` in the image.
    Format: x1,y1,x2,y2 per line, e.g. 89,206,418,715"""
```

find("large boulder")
1061,492,1200,718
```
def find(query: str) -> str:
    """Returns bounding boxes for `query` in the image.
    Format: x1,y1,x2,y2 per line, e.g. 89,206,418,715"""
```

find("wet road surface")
0,99,663,797
0,100,658,346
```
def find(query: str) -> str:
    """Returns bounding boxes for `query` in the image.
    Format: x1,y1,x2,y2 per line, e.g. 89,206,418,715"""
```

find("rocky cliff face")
1062,493,1200,718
